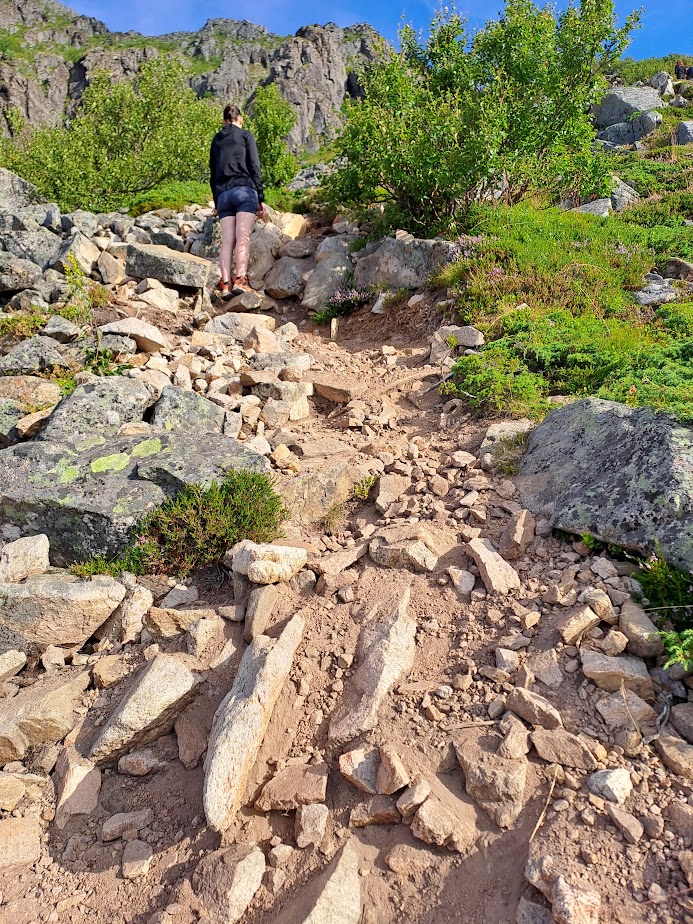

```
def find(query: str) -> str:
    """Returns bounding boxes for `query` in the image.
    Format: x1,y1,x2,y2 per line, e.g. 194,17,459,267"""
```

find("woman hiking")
209,104,265,299
675,60,687,80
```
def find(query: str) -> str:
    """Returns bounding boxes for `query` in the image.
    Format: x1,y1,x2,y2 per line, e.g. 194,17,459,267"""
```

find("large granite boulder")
0,429,269,565
0,252,42,292
125,244,211,289
0,168,39,211
353,238,457,290
597,111,662,145
593,87,663,129
0,335,67,375
516,399,693,570
38,378,155,451
676,122,693,145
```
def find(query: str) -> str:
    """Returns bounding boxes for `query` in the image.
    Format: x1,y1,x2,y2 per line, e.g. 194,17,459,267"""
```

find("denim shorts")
217,185,259,218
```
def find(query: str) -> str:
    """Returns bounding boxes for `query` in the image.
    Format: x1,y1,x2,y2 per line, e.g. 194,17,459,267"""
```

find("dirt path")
0,292,690,924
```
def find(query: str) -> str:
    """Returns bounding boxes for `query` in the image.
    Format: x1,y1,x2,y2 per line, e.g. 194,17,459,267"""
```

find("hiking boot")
218,280,233,300
232,276,253,294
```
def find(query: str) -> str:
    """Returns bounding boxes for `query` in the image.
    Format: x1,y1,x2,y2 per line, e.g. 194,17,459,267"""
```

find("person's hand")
212,208,218,217
257,204,266,220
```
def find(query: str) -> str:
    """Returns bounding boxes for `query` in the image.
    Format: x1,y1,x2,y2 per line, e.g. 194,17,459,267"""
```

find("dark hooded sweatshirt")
209,123,264,208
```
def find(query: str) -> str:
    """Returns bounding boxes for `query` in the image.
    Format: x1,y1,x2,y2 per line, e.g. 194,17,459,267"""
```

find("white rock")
192,845,266,924
203,615,304,832
89,654,199,764
98,317,170,353
588,768,632,804
53,746,101,829
0,649,26,682
329,589,416,745
295,802,329,848
230,540,308,584
0,534,50,583
467,538,521,595
122,839,153,879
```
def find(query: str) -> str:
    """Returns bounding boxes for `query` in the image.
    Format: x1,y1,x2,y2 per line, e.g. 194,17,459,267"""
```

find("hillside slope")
0,0,381,150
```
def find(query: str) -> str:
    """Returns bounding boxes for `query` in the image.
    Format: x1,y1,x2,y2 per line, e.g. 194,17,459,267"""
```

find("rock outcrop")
516,398,693,570
0,2,381,151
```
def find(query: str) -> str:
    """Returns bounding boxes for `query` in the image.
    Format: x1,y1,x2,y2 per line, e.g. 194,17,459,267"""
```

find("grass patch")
613,151,693,197
490,432,529,476
439,202,693,421
127,180,212,216
73,470,288,578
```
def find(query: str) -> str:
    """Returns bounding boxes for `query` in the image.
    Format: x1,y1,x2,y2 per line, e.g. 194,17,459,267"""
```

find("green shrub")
72,470,288,577
127,180,212,216
247,84,297,189
325,2,637,235
446,347,549,419
613,152,693,196
0,57,219,212
618,192,693,228
661,629,693,670
439,202,693,421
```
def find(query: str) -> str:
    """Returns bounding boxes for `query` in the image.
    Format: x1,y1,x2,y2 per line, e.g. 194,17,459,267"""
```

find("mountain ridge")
0,0,381,150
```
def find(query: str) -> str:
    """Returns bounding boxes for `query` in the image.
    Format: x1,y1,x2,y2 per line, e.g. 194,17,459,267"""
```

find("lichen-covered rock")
150,386,225,433
38,378,154,451
516,399,693,571
0,251,42,292
0,335,67,374
301,252,352,310
592,87,662,128
0,430,268,564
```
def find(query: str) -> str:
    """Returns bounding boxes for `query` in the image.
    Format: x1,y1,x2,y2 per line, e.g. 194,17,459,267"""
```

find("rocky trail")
0,172,692,924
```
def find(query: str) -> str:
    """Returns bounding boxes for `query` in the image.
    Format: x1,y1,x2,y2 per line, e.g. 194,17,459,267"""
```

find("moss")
90,452,130,473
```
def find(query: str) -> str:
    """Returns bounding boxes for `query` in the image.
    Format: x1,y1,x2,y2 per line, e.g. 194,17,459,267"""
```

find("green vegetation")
636,550,693,671
662,629,693,671
325,1,638,235
613,151,693,196
127,180,212,216
614,54,686,86
72,470,288,578
247,84,297,189
0,58,219,212
440,203,693,421
353,475,377,501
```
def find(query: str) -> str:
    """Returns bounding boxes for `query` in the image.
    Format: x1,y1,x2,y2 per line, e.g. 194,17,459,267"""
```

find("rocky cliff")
0,0,381,150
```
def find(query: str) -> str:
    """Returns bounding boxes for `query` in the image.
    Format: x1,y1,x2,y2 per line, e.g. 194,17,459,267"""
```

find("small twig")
443,719,496,731
619,680,641,735
529,766,559,844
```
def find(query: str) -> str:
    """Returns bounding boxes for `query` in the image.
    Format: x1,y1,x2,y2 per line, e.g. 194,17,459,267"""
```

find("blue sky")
69,0,690,59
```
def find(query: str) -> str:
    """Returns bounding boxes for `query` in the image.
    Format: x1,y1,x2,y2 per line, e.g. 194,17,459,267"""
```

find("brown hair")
223,104,241,123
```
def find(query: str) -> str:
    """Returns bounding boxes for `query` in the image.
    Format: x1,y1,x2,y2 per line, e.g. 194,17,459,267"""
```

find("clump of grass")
491,432,529,475
72,470,288,577
321,502,348,535
383,288,410,310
